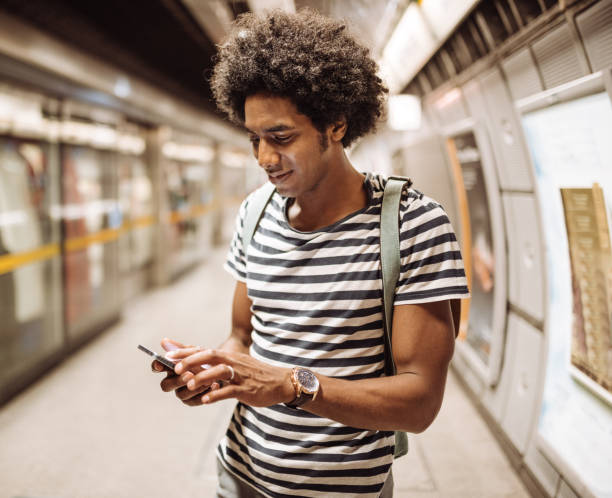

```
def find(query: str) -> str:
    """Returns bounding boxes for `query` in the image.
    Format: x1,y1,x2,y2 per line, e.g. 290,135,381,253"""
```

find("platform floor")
0,247,530,498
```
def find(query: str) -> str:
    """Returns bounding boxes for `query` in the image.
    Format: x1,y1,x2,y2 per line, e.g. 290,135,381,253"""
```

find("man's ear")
328,118,347,142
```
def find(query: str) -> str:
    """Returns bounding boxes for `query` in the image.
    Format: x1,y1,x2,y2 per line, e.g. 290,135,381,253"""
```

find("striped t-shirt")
219,173,469,498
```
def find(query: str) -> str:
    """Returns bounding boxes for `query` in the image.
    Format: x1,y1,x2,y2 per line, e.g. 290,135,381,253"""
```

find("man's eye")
274,136,292,143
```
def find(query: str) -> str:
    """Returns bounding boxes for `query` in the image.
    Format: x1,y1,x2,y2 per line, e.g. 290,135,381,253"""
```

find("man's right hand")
151,338,213,407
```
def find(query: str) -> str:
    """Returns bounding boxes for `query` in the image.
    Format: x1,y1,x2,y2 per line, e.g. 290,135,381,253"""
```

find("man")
153,9,469,498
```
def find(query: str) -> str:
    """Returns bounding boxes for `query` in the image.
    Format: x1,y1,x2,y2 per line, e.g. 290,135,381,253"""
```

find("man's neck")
287,155,367,232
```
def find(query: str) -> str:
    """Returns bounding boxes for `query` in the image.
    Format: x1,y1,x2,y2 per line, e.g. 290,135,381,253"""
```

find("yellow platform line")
168,203,215,224
65,214,157,251
129,215,155,229
0,199,242,273
0,243,60,275
64,228,121,252
118,215,156,233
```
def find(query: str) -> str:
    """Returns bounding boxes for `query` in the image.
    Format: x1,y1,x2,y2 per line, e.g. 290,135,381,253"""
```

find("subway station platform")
0,247,529,498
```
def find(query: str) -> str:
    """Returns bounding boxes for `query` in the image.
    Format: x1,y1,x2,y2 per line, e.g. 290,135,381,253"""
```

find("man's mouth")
268,171,292,184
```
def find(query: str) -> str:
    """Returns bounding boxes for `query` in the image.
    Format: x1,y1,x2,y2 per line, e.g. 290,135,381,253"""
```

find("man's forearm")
303,372,447,433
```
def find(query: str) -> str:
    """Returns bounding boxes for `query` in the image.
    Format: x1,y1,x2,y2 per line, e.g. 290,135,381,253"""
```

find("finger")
201,383,240,404
166,346,203,361
175,349,224,374
161,337,192,351
185,364,230,391
175,384,210,401
183,395,207,407
160,371,193,392
151,360,165,373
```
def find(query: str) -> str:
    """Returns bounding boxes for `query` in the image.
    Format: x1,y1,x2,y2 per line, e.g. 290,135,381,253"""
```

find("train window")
0,136,63,393
118,154,154,271
61,145,120,338
162,148,214,277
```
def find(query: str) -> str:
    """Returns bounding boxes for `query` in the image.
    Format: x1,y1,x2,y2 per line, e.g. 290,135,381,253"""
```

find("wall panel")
532,24,588,89
576,0,612,71
502,48,544,100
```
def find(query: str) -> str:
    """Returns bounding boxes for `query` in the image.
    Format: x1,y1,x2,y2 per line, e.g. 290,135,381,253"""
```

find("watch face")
296,368,319,394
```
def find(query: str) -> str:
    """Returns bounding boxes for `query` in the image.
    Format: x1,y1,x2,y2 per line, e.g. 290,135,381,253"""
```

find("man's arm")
303,299,455,432
218,281,254,354
175,298,456,432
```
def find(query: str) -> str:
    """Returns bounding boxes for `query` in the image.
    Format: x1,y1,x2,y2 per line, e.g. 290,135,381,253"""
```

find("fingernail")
187,380,195,390
166,351,177,358
175,363,183,374
202,395,210,403
181,374,191,383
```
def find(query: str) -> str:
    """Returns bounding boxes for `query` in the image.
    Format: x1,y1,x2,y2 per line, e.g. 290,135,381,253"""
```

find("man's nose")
257,140,280,168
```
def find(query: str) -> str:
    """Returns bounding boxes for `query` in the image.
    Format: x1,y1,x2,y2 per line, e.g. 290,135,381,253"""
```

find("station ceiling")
0,0,409,119
0,0,249,116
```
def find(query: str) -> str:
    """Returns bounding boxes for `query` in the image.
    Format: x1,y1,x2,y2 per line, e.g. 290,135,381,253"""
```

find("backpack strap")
241,182,276,260
381,176,412,460
380,176,412,377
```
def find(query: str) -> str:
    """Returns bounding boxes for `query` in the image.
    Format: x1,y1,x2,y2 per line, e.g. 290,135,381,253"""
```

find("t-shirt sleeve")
394,191,470,305
223,197,249,282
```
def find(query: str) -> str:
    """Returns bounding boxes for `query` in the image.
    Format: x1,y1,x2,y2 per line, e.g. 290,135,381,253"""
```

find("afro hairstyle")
210,9,388,148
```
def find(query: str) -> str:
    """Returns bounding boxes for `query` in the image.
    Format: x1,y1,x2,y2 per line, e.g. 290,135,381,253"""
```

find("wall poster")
521,88,612,497
561,185,612,399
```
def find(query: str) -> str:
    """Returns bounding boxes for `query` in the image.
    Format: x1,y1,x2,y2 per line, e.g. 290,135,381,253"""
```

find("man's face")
244,94,332,198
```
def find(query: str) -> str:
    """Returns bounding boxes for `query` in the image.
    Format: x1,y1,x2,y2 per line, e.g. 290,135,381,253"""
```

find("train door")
117,124,153,301
0,86,63,401
60,102,122,343
160,132,215,280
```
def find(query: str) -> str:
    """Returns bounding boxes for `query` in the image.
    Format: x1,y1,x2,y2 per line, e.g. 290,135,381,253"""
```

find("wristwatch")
285,367,320,408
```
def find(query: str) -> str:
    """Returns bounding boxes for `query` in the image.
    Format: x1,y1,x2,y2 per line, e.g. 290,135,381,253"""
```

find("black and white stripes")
218,173,469,497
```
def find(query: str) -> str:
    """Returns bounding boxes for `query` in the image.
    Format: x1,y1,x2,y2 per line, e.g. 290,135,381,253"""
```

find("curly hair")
210,9,388,148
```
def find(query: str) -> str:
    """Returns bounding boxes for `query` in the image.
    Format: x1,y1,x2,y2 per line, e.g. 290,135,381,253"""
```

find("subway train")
1,1,612,497
0,12,264,406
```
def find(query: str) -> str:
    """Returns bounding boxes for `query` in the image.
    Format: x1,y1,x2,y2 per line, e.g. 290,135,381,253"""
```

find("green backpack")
241,176,412,459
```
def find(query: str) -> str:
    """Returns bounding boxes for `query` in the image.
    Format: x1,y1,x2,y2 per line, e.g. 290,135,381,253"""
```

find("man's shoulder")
367,172,431,211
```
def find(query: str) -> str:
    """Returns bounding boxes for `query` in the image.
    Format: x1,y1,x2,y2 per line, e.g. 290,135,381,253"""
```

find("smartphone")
138,344,177,371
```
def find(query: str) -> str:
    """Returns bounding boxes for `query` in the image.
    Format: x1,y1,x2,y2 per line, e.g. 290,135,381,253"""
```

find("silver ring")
227,365,235,382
